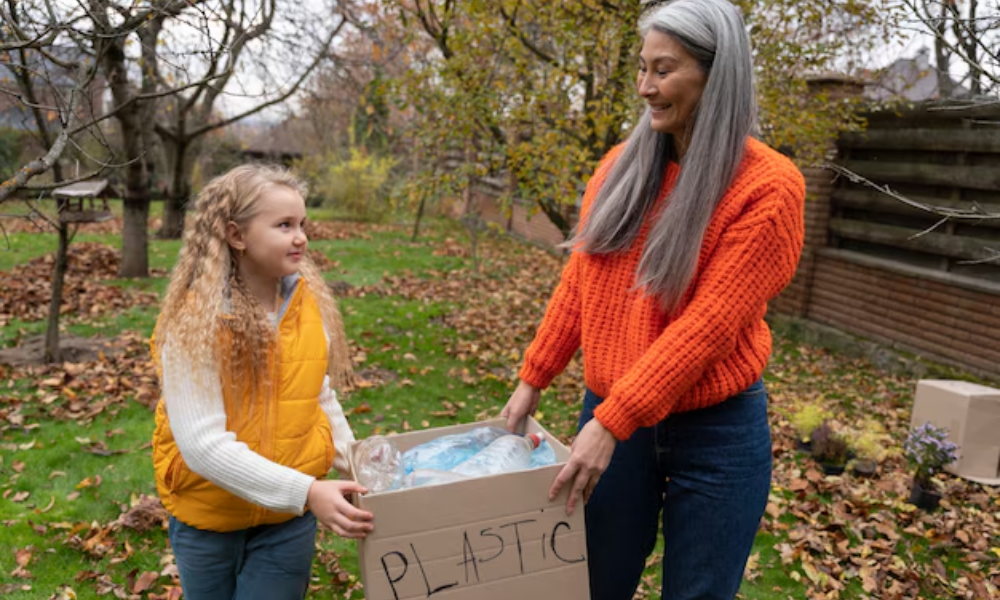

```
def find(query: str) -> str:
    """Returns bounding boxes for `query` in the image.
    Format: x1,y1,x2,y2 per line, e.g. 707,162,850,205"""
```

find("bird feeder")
53,180,114,224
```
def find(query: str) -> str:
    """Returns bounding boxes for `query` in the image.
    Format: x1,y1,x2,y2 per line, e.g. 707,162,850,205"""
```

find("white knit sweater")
161,288,355,515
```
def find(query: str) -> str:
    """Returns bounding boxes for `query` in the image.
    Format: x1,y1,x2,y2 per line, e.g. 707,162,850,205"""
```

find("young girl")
151,164,373,600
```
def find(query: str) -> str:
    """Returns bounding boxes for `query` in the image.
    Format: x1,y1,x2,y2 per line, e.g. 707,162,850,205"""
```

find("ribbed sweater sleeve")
161,343,314,514
318,376,355,477
519,251,583,389
593,176,805,439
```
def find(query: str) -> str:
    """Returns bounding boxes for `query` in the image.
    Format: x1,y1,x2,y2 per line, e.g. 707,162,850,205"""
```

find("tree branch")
825,162,1000,220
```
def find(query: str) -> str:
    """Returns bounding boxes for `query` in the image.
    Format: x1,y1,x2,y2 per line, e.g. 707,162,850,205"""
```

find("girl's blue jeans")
168,512,316,600
580,380,772,600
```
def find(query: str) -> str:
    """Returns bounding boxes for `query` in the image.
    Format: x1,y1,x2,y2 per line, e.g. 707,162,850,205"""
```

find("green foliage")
0,127,28,178
739,0,894,164
369,0,896,235
296,148,397,222
353,68,392,155
790,400,831,442
384,0,642,235
849,419,890,462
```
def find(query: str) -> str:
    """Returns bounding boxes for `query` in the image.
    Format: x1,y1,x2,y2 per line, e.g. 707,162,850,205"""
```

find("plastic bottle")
402,426,510,474
353,435,405,493
451,433,542,478
402,468,472,489
528,438,557,469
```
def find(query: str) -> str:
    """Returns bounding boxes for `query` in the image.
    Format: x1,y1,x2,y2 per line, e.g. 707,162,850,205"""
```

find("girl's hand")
307,480,374,539
500,379,541,433
549,418,616,516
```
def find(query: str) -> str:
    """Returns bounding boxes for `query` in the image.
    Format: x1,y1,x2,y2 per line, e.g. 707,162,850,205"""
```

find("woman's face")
637,30,708,141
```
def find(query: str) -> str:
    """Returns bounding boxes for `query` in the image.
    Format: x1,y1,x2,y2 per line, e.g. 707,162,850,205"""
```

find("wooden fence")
771,101,1000,379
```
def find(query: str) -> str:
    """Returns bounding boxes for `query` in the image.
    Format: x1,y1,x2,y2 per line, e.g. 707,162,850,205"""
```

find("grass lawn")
0,215,998,599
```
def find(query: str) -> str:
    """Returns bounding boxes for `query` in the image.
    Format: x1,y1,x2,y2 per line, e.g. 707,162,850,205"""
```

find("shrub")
297,148,396,222
849,419,889,463
790,401,830,442
811,421,849,466
0,127,28,177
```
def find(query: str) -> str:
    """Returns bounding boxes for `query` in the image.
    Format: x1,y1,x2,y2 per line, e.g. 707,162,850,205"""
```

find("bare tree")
900,0,1000,96
154,0,345,238
1,0,105,362
0,1,102,203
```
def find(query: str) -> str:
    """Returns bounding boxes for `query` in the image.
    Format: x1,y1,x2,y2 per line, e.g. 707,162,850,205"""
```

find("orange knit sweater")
519,138,805,441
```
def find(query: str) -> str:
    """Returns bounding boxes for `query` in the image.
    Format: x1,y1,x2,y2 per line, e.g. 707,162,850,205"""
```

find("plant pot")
796,438,813,453
852,458,878,478
819,462,846,476
908,480,942,511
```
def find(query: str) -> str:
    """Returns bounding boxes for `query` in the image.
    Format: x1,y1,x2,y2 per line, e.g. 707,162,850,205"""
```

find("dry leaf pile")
0,243,160,327
1,331,159,428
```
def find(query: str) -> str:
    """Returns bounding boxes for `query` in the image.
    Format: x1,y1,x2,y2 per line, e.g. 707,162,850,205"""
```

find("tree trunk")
934,5,954,98
43,222,69,363
411,194,426,242
121,158,151,277
158,137,190,239
537,198,572,239
98,4,161,277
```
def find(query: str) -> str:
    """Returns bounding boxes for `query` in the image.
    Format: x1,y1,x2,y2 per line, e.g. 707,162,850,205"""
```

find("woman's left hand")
549,418,616,516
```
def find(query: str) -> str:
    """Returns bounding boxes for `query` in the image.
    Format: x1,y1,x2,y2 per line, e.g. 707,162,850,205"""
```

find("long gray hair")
569,0,756,312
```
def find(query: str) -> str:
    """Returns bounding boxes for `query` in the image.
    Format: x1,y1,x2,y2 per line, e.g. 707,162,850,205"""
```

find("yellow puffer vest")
151,281,334,532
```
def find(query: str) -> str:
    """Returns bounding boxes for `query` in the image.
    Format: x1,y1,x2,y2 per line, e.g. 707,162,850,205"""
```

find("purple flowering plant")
903,422,959,486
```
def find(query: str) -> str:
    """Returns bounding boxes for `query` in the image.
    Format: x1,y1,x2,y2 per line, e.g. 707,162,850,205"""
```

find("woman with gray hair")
501,0,805,598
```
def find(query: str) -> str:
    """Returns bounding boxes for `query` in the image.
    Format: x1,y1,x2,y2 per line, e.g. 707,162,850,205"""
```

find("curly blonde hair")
154,164,354,405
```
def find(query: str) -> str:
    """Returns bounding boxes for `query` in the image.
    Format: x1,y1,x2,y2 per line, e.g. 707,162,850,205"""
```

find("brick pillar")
771,167,833,316
770,74,863,318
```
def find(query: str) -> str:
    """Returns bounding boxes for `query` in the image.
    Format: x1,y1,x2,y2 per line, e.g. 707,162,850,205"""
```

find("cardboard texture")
349,418,590,600
911,380,1000,485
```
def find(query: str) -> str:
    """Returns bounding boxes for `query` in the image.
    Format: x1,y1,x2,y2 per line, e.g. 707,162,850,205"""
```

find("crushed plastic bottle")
352,435,405,493
528,438,557,469
402,426,509,474
451,433,542,478
402,468,471,489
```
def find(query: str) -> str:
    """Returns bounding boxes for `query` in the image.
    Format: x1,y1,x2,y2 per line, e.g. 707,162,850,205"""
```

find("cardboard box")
348,417,590,600
911,379,1000,485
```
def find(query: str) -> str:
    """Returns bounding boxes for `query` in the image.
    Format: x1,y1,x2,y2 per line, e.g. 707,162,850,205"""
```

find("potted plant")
810,420,850,475
849,420,888,478
790,401,830,453
903,422,959,510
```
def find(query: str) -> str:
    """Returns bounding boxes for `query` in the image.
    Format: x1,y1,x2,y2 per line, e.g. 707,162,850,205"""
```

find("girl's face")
229,185,308,285
637,30,708,142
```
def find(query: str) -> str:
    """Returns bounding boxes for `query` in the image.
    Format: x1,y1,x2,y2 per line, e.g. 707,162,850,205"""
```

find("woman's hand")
500,379,541,433
307,480,374,539
550,418,616,516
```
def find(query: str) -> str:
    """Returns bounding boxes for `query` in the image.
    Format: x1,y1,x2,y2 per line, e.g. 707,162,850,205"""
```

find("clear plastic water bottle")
402,426,510,474
451,433,542,478
353,435,405,493
402,468,471,489
528,438,557,469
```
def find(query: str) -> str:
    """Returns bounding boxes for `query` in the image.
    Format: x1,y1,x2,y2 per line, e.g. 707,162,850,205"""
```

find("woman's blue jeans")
580,380,772,600
168,512,316,600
